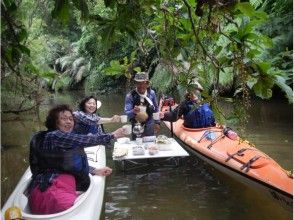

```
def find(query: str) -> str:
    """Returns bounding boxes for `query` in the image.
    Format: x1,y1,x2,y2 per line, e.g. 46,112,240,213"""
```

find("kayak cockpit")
12,174,94,219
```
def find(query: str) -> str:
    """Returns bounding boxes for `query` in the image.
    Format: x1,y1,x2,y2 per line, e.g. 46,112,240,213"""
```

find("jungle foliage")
1,0,293,125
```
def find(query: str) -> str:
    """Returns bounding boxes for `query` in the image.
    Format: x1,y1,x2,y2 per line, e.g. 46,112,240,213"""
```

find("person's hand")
112,127,126,139
121,124,132,135
111,115,121,123
154,123,160,134
92,166,112,176
159,112,165,119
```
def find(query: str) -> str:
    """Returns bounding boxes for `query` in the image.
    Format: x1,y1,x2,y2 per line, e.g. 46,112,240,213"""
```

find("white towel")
136,90,154,108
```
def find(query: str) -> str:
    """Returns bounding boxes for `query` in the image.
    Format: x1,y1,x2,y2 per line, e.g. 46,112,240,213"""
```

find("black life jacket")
130,89,154,123
29,131,90,191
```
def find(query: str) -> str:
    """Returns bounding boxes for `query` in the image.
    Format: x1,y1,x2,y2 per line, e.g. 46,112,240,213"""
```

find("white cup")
122,124,132,135
138,106,146,113
136,137,143,145
120,115,128,123
153,112,160,120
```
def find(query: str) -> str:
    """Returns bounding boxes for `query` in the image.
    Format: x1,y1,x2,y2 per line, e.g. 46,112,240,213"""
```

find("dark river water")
1,91,293,220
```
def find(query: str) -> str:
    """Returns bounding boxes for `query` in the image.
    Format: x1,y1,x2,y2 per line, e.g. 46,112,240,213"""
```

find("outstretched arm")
160,105,183,122
90,166,112,176
98,115,121,124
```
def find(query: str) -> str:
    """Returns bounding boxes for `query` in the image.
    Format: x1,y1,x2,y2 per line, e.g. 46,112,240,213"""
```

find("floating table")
112,138,189,171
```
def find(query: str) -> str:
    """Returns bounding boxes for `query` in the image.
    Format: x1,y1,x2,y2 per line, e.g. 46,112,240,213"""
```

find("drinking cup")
153,112,160,120
120,115,128,123
136,138,143,146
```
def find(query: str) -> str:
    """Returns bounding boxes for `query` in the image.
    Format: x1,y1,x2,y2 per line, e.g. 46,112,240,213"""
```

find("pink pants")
29,174,77,214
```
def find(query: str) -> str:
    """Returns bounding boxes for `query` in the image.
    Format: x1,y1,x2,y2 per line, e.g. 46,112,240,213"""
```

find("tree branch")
182,0,220,69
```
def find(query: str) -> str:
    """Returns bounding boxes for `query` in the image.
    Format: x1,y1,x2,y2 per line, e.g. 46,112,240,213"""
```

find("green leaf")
214,46,223,56
134,67,141,72
235,3,256,17
219,68,234,86
18,44,30,56
247,49,261,58
235,2,267,20
24,63,38,74
17,29,28,42
252,77,274,99
51,0,70,24
104,60,125,76
246,77,258,89
40,72,57,79
179,18,190,31
256,62,271,74
259,35,273,47
242,33,258,41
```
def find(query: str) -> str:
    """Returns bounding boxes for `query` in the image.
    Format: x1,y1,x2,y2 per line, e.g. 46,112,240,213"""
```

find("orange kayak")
160,101,293,210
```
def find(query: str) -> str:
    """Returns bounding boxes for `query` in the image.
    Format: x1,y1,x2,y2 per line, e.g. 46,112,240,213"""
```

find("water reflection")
1,92,292,220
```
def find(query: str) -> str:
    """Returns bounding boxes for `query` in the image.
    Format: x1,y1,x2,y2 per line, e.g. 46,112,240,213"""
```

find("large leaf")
252,77,274,99
104,60,125,76
219,67,234,87
235,2,267,20
151,64,174,94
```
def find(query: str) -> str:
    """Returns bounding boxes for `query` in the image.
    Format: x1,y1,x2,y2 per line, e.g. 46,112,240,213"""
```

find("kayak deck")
161,104,293,209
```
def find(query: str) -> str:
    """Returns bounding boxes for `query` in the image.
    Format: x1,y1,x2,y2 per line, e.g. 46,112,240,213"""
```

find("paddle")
169,103,174,137
160,94,174,137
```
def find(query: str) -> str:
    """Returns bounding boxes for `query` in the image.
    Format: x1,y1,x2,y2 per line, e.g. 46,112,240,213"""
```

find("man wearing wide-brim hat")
159,79,216,129
124,72,160,139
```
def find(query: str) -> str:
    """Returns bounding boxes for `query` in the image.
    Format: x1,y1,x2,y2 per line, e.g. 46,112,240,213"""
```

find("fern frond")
75,65,87,83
